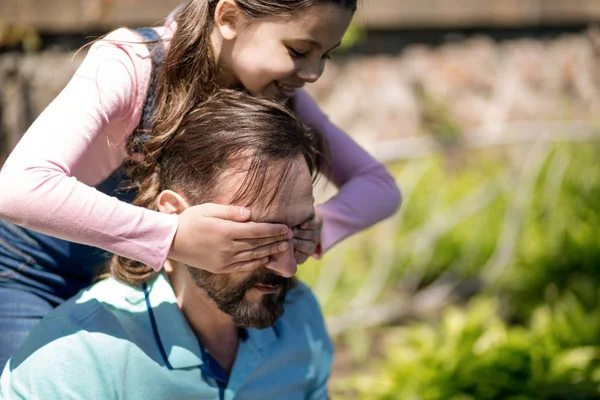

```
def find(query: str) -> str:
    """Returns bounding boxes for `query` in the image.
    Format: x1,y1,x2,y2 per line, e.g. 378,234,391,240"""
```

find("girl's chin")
261,90,291,104
243,84,293,104
273,96,290,105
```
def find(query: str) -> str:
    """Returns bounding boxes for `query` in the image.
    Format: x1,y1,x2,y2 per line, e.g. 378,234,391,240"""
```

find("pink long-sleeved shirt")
0,26,401,271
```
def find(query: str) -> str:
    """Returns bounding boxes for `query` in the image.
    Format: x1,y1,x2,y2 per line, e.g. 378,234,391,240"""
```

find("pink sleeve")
0,29,178,271
294,89,402,254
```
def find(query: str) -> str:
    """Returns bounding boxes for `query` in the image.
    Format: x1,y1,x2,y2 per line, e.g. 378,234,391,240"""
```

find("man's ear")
157,190,190,215
214,0,242,41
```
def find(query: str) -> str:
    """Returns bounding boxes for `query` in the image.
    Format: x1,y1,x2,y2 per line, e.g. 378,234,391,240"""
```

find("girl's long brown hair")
127,0,356,188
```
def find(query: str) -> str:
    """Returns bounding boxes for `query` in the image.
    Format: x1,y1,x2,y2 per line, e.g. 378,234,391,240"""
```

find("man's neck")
165,262,239,373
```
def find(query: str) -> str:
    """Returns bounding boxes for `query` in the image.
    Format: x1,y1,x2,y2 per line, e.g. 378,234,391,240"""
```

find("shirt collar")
246,324,279,350
143,272,280,370
143,273,203,369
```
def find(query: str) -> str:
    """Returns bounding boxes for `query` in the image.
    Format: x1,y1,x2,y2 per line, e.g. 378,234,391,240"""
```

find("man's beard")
186,266,297,329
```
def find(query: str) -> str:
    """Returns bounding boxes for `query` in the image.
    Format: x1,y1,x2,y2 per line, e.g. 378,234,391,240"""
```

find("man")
0,91,332,399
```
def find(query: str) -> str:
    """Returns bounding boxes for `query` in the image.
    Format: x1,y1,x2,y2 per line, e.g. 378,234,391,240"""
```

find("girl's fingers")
192,203,252,222
292,227,319,241
293,238,317,259
232,240,290,263
229,221,290,240
294,250,309,265
225,257,269,273
299,219,319,230
234,230,293,251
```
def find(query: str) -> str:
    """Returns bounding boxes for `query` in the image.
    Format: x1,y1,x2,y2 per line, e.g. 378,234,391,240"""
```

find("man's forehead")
250,161,315,227
214,157,315,226
253,191,315,227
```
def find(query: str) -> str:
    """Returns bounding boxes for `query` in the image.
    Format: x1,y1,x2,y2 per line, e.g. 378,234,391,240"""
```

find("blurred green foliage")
417,85,463,147
334,295,600,399
504,145,600,323
339,21,366,51
298,140,600,399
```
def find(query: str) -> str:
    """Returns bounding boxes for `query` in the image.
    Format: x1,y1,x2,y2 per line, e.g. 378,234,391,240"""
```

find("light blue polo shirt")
0,273,333,400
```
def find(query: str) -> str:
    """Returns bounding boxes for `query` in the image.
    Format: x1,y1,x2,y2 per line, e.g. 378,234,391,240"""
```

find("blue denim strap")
132,27,165,144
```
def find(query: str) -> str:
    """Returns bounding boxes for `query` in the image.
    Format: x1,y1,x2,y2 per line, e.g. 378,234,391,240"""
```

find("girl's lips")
275,81,299,98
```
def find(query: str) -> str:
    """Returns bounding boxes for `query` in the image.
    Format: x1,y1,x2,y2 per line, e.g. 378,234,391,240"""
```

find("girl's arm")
294,89,402,254
0,28,289,273
0,29,178,270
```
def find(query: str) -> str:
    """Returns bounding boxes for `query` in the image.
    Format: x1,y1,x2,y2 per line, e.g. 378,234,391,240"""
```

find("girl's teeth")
279,83,293,91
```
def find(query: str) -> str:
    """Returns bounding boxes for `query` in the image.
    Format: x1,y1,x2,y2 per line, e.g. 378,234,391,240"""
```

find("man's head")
110,89,325,329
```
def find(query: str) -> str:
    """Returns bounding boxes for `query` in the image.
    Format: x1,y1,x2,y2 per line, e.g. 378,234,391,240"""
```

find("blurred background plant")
298,139,600,399
0,19,41,52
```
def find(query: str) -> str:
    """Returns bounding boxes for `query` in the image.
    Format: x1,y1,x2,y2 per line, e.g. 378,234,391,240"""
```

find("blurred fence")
3,27,600,165
358,0,600,29
1,0,599,33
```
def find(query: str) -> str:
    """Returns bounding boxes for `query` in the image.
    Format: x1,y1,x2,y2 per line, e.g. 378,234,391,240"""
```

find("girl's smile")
274,81,304,100
211,1,353,101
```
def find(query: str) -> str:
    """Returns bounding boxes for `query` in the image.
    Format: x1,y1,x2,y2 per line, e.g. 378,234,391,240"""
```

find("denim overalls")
0,27,164,368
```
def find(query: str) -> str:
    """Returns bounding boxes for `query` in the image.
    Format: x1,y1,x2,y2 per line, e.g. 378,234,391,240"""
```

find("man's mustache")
241,268,290,291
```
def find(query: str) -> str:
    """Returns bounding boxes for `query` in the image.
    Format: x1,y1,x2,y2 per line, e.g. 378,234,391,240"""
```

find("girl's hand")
169,203,292,273
292,213,323,264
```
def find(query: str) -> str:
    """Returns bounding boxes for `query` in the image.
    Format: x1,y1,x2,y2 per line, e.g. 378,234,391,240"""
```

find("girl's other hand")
292,213,323,264
169,203,292,273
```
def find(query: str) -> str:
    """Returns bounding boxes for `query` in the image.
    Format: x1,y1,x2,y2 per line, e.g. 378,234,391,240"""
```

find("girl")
0,0,401,367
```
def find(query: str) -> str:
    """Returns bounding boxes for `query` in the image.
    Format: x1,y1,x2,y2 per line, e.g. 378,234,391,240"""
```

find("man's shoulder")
50,276,147,322
4,278,151,384
12,277,148,361
1,278,146,398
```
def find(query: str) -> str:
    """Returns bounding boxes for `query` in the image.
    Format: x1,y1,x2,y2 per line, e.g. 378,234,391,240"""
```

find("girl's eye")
288,47,307,58
322,53,332,61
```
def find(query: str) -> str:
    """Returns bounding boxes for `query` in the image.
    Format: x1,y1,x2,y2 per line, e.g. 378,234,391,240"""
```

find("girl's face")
215,2,353,102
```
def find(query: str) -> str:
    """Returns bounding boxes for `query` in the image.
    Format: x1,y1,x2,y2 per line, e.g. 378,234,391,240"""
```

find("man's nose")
265,239,297,278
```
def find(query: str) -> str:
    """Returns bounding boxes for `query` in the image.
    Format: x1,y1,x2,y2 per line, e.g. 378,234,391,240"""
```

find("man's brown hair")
110,89,327,286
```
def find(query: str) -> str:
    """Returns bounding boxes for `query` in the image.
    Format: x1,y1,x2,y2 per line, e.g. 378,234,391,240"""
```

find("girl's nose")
297,59,323,83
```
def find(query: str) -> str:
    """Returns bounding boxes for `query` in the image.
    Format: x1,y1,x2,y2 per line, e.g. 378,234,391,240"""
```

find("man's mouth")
253,283,283,294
